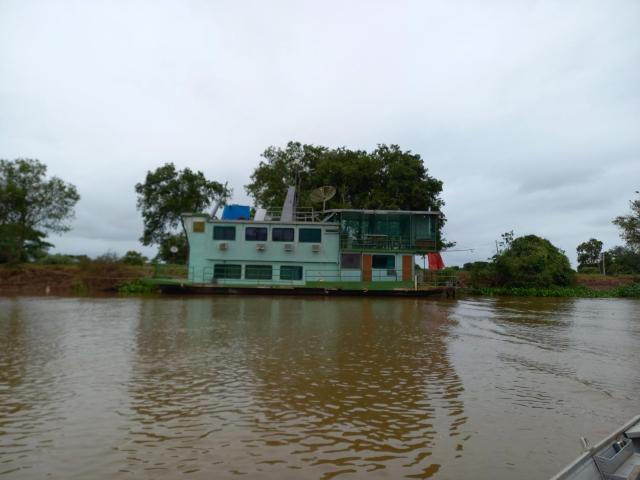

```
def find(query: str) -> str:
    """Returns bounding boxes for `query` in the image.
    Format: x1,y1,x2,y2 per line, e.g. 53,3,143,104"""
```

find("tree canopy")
246,141,449,245
613,192,640,253
576,238,603,271
246,142,444,211
135,163,229,261
494,235,574,287
0,158,79,263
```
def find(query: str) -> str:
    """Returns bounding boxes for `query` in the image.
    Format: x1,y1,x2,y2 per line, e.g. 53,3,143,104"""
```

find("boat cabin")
182,189,442,287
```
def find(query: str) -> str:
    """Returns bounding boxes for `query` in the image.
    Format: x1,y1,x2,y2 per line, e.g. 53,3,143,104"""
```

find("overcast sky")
1,0,639,266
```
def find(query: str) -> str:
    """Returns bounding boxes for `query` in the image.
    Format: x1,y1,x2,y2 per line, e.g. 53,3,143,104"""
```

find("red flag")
427,252,445,270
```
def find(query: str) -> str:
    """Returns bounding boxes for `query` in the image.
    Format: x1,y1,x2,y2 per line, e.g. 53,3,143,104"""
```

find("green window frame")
213,264,241,279
280,265,303,280
245,265,272,280
213,226,236,240
272,228,294,242
299,228,321,243
372,255,395,269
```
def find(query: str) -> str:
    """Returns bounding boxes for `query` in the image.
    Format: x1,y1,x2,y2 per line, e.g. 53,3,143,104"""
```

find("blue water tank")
221,204,251,220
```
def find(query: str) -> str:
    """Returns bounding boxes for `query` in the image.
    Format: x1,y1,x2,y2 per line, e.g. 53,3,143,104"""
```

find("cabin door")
362,254,372,282
402,255,413,281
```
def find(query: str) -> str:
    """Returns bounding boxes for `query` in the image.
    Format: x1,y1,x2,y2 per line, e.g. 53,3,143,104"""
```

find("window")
213,226,236,240
193,221,205,233
245,265,272,280
372,255,395,269
213,264,241,279
341,253,361,269
280,265,303,280
272,228,294,242
299,228,321,243
245,227,267,241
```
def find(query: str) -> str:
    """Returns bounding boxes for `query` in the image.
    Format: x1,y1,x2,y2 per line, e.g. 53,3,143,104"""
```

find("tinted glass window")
372,255,395,269
213,264,241,279
299,228,321,243
272,228,294,242
280,265,303,280
341,253,361,269
213,226,236,240
245,265,272,280
245,227,268,241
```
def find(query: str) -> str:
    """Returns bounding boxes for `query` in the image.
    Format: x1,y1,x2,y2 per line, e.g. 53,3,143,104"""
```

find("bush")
118,279,158,294
578,266,600,274
38,254,77,265
121,250,148,266
463,261,495,288
494,235,574,288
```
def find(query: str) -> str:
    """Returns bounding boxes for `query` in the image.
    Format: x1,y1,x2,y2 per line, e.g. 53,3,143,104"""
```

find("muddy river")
0,296,638,479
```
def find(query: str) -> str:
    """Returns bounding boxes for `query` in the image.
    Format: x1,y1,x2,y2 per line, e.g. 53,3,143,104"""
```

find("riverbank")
0,263,153,295
1,265,639,298
469,284,640,298
464,273,640,298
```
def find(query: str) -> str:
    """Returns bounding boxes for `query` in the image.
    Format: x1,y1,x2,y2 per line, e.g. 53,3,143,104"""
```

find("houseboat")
162,187,452,296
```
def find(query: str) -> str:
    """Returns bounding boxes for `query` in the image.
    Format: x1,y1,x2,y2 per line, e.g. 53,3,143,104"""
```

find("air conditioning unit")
311,244,321,253
218,242,228,251
284,243,294,252
256,243,266,251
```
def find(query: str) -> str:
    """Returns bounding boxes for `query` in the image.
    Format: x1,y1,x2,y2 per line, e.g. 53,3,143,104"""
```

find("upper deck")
183,207,441,254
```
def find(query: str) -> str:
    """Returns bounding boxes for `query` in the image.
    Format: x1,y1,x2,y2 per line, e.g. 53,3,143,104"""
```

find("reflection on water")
120,298,465,478
0,296,638,479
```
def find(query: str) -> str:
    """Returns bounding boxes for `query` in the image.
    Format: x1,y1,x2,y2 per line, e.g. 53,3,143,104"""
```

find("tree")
0,158,79,263
245,141,450,246
156,233,188,264
613,192,640,253
604,246,640,274
121,250,148,266
135,163,229,260
494,235,574,287
576,238,603,271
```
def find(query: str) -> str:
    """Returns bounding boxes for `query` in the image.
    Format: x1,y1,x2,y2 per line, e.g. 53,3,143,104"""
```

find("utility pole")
601,252,606,275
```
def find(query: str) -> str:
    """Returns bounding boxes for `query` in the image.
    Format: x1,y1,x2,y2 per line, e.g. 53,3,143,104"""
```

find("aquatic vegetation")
118,279,159,294
470,283,640,298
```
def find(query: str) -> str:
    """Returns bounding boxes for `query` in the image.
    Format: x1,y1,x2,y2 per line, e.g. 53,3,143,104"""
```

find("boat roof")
325,209,442,216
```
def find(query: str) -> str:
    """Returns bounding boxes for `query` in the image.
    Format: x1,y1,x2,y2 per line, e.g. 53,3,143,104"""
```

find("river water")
0,296,638,479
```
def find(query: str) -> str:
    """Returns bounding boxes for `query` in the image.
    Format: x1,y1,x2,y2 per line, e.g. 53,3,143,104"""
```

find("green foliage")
118,279,158,294
94,251,120,263
121,250,148,266
613,192,640,252
245,142,451,247
38,253,77,265
493,235,574,287
0,159,79,263
578,266,600,275
471,283,640,298
605,245,640,274
0,224,52,263
576,238,603,270
135,163,229,246
71,280,90,295
463,261,495,287
157,233,188,264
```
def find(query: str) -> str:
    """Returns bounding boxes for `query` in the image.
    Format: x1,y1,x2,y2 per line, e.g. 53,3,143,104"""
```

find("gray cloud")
1,0,638,265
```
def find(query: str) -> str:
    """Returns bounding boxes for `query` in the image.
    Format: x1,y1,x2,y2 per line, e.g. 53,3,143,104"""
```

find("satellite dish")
309,186,336,211
170,246,179,254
